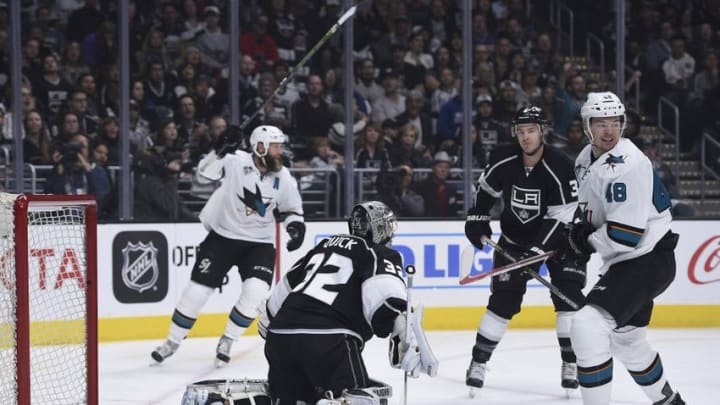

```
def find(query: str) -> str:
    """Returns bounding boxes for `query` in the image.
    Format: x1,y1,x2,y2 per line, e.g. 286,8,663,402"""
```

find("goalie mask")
348,201,397,246
250,125,286,172
580,91,626,142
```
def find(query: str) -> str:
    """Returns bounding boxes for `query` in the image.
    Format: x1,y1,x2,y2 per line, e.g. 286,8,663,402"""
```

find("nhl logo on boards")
112,231,168,303
121,242,159,293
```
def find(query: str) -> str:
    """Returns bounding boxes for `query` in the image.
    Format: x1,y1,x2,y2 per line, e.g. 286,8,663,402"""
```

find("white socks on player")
556,311,573,340
222,278,270,340
477,309,509,343
612,326,669,403
168,281,214,343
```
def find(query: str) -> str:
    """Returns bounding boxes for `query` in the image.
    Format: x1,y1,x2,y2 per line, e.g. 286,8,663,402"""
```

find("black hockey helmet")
347,201,397,246
511,106,547,137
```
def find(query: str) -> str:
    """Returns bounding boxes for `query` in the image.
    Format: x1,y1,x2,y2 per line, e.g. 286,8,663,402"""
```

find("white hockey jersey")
574,138,672,274
196,150,304,244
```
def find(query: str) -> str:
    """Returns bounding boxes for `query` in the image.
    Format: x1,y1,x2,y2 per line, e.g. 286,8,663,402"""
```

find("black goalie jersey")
266,234,406,343
475,144,578,250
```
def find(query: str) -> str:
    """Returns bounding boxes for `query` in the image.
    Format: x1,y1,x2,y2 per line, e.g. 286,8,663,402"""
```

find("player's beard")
523,142,543,157
260,155,283,172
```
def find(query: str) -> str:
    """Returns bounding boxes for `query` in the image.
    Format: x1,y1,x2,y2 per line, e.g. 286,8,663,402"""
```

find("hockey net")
0,193,97,405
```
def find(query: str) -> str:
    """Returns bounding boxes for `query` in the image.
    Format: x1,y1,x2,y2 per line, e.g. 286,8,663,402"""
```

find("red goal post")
0,193,98,405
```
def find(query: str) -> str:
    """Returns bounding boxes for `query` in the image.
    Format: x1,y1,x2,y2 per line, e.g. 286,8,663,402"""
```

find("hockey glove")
214,125,242,158
465,208,492,249
286,221,306,252
568,220,595,258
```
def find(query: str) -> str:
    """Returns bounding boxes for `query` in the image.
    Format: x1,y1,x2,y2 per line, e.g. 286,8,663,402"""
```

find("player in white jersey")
567,92,685,405
151,125,305,367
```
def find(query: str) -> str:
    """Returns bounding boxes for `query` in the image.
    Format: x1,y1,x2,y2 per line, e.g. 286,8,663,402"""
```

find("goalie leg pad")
407,305,439,377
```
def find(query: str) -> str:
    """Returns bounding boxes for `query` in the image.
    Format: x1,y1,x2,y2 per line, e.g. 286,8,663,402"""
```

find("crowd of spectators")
0,0,717,220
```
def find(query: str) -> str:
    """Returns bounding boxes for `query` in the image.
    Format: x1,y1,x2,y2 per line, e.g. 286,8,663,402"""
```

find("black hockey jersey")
475,144,577,250
267,234,406,343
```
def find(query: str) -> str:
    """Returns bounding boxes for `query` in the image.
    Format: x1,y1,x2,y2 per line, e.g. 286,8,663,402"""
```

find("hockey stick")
239,3,360,131
483,238,580,310
403,264,415,405
458,245,555,285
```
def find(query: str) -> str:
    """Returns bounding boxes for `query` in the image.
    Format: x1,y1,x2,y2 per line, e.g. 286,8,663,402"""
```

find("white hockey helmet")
348,201,397,246
580,91,626,141
250,125,286,158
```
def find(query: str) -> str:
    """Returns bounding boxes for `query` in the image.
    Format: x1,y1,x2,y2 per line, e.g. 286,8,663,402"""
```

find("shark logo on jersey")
120,242,159,293
237,183,272,216
510,186,541,224
602,154,625,171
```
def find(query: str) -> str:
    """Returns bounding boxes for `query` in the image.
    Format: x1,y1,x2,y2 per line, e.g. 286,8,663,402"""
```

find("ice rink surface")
101,329,719,404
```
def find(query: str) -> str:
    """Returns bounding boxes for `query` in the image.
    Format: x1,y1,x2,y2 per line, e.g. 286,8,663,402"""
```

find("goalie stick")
403,264,415,405
481,238,580,310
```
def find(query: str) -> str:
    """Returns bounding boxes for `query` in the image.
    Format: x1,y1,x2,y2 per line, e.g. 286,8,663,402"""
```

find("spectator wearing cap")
240,12,279,70
155,2,184,54
195,5,230,70
412,151,461,217
473,94,508,153
356,59,384,106
395,89,434,150
371,69,406,124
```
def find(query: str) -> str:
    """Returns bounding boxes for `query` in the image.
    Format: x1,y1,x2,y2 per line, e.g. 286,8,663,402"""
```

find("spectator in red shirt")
240,14,279,71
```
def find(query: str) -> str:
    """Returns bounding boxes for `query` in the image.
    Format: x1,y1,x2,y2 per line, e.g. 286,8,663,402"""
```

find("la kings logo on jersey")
510,185,541,224
112,231,168,303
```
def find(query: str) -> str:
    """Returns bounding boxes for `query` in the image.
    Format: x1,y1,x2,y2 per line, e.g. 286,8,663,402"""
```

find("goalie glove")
388,305,439,378
214,125,243,158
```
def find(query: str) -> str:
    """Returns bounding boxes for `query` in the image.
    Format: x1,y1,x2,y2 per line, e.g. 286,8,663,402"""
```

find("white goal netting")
0,193,96,405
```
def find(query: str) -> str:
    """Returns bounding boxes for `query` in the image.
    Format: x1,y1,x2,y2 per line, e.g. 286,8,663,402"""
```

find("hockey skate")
215,335,234,367
653,392,686,405
466,360,487,398
151,339,179,364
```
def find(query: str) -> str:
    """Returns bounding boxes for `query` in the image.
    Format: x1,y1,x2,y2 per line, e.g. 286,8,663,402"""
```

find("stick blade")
338,5,357,25
459,245,487,285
